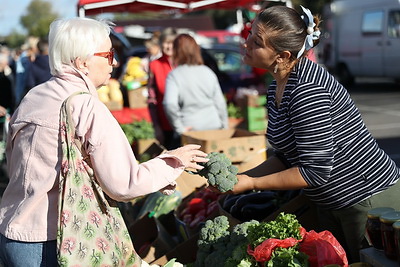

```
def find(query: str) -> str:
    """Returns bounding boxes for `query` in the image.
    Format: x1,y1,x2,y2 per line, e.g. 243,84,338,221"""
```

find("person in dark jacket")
0,49,14,115
26,39,52,90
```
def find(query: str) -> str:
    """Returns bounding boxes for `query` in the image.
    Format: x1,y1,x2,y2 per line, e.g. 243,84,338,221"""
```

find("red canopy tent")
77,0,260,17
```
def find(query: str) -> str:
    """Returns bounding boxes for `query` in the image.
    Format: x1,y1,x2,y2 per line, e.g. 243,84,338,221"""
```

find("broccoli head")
230,220,260,244
195,216,231,267
224,220,260,266
198,152,239,193
198,216,230,248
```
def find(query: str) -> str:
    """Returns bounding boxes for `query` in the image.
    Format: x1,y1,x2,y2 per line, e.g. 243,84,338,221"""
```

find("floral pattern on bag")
57,92,142,267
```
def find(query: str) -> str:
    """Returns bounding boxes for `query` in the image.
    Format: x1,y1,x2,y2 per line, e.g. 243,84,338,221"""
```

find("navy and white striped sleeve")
288,83,334,186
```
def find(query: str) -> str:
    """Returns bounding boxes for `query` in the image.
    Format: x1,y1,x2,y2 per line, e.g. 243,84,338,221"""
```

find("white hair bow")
297,5,321,58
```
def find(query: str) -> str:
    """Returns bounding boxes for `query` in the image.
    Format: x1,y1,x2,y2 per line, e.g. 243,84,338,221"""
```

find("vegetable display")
137,191,182,219
221,189,302,222
196,152,239,193
177,187,221,231
120,120,155,144
121,56,148,90
227,102,243,119
195,213,309,267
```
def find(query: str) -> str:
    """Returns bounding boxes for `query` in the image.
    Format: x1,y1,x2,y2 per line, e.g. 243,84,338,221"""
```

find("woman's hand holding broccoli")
166,144,208,170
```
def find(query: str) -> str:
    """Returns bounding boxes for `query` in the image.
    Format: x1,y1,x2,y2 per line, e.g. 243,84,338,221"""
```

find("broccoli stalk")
197,152,239,193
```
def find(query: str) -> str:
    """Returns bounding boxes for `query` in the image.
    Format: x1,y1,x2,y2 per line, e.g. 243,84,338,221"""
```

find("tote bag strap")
60,91,112,213
63,91,90,161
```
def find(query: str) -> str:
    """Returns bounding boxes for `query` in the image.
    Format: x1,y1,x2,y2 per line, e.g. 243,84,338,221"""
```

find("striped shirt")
267,57,400,210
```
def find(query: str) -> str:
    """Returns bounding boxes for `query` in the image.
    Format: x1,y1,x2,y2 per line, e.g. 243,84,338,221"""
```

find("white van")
320,0,400,85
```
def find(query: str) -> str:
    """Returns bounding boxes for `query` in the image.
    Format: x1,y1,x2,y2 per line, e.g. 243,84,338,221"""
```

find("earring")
274,64,278,74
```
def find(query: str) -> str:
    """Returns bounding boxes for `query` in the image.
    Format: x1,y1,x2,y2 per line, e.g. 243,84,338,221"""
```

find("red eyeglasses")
93,48,115,65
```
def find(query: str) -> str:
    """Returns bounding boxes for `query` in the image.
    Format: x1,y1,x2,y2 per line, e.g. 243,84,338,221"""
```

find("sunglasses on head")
93,48,115,65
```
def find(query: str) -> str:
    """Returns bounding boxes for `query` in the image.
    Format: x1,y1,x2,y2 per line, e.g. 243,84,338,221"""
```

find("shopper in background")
26,38,52,90
0,17,208,266
147,27,179,149
142,36,162,74
0,47,14,115
11,37,38,106
164,33,228,137
227,5,400,263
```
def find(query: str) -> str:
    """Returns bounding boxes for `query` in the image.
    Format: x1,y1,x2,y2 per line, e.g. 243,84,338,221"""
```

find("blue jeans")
0,234,57,267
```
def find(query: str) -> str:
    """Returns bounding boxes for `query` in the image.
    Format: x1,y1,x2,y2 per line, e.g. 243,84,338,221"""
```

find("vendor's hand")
166,144,208,170
207,174,254,195
231,174,255,194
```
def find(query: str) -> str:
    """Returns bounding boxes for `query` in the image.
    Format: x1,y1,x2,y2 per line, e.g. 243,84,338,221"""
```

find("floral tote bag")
57,92,142,267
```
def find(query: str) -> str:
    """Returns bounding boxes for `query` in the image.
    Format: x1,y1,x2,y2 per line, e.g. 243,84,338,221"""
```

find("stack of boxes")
244,94,268,133
181,128,267,172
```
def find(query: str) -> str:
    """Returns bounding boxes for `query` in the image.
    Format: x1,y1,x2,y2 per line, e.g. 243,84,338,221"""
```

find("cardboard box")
137,142,165,162
133,138,158,157
130,214,177,263
104,100,123,111
152,233,199,265
245,106,267,132
234,147,267,173
175,171,207,199
181,129,266,163
128,87,148,109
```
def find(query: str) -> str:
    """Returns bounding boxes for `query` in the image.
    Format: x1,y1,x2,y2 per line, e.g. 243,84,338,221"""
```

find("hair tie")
297,5,321,58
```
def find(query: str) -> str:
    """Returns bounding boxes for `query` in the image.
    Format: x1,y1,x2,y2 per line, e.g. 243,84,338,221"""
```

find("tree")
20,0,59,39
4,31,26,49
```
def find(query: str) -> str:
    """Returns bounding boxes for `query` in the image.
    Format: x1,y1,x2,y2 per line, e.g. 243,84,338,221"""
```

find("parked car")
196,30,241,44
201,43,261,93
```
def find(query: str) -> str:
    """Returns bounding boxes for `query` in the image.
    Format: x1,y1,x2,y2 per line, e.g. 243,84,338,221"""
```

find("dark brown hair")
172,33,204,66
257,5,321,59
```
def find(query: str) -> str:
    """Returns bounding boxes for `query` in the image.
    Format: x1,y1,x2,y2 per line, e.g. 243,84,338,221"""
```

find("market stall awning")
77,0,259,17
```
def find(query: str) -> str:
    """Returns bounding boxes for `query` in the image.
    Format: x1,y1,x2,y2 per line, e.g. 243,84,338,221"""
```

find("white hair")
48,17,112,76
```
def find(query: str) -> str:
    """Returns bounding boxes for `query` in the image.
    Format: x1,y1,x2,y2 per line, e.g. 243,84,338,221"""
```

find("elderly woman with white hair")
0,17,207,266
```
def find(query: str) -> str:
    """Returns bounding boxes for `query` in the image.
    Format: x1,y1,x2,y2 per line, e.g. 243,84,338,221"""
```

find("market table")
110,107,151,124
359,247,398,266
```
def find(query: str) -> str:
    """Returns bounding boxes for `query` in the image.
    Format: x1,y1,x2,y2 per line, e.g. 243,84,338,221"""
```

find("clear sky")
0,0,77,36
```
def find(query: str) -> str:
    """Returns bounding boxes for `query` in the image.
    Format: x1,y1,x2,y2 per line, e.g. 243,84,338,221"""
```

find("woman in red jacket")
148,28,180,149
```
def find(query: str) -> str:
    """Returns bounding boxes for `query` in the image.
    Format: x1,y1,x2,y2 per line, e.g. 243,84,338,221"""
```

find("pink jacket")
0,66,183,242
